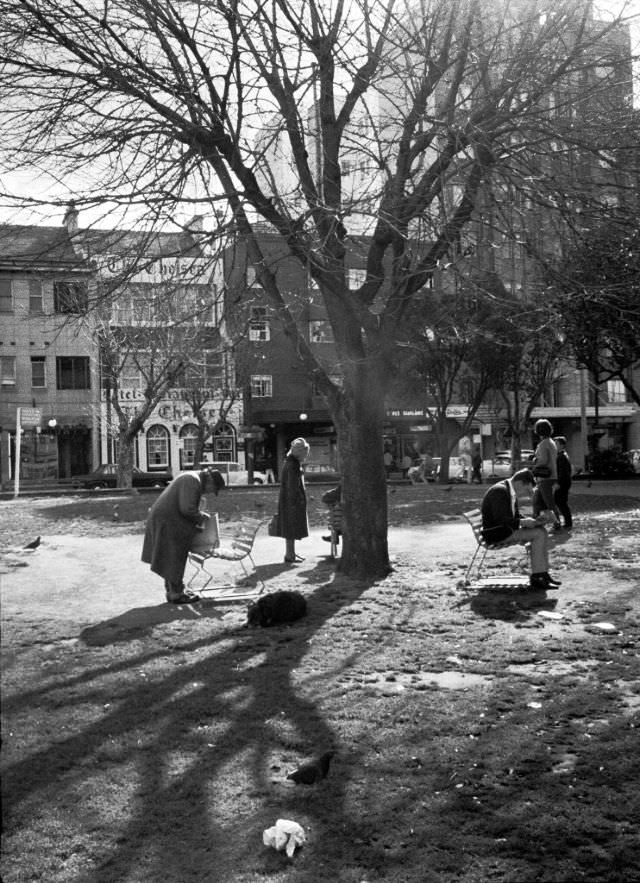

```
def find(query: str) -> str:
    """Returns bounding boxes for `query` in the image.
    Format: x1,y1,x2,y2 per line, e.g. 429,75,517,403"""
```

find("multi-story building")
0,208,244,489
0,219,97,487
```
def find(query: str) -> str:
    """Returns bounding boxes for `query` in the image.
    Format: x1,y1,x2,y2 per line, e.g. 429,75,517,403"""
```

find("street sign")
20,407,42,427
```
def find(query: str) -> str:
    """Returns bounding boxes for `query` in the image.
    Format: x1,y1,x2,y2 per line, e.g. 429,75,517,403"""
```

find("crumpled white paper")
263,818,306,857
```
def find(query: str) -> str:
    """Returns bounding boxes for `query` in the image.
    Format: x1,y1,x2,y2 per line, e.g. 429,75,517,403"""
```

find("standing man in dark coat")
142,466,225,603
274,437,310,563
481,467,561,591
553,436,573,530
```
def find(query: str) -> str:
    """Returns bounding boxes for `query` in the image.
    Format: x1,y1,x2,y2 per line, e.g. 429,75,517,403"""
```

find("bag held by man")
267,513,279,536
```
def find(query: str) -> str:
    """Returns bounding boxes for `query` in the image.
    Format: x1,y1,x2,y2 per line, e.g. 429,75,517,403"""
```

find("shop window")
31,356,46,388
146,425,170,469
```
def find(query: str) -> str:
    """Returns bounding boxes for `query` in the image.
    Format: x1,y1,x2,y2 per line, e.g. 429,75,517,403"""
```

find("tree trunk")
331,367,390,581
117,432,135,489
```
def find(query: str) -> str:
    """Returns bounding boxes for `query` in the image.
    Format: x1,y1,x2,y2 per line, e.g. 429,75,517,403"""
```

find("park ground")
1,480,639,883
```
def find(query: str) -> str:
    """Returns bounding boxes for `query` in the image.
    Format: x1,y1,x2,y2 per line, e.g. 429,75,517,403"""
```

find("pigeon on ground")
23,536,41,550
287,751,335,785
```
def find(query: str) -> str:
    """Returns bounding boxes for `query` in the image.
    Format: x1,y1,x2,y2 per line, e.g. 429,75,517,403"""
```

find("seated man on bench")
481,467,561,591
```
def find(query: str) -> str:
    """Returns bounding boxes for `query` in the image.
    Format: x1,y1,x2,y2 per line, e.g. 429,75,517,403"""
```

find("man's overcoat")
141,472,208,583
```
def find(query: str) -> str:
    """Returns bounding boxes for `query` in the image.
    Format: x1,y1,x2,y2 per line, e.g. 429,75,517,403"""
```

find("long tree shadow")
2,571,373,881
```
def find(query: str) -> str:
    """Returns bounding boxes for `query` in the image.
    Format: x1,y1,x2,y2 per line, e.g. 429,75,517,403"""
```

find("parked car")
483,450,535,479
198,461,267,485
304,464,342,484
430,456,468,482
71,464,173,489
624,450,640,474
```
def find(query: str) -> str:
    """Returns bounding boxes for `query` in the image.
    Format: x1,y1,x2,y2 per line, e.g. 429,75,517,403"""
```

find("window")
121,359,142,389
54,279,88,313
249,306,270,341
1,355,16,385
56,356,91,390
309,320,334,343
29,280,44,313
0,278,13,312
251,374,272,397
348,268,366,290
31,357,46,388
607,380,627,404
213,422,236,461
179,423,198,470
146,425,170,469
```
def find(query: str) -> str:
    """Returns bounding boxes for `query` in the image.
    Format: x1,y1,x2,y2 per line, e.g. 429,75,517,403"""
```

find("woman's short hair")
534,418,553,438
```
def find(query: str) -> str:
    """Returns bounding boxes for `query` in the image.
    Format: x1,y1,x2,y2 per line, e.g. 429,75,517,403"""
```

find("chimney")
63,201,79,234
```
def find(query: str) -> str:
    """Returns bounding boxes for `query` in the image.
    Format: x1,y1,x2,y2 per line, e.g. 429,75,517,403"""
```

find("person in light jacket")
532,418,561,528
273,437,310,563
141,466,225,603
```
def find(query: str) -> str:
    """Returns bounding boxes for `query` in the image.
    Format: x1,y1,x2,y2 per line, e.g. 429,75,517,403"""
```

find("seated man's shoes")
529,572,562,591
529,574,550,591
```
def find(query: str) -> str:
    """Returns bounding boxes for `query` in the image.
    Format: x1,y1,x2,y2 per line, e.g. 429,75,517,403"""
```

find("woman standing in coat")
275,437,310,564
141,466,225,603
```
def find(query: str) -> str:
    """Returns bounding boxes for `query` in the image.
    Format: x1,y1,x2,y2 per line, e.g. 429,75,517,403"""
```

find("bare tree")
0,0,636,576
394,271,511,480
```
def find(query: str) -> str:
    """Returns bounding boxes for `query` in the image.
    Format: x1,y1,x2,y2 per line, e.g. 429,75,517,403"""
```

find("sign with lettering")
19,408,42,427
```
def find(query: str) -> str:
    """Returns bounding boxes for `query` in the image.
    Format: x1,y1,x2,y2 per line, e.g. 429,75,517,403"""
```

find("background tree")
488,290,568,461
395,271,510,480
0,0,636,577
554,222,640,407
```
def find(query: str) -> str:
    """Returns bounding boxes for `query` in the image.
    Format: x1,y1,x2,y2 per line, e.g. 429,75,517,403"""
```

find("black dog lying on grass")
246,590,307,627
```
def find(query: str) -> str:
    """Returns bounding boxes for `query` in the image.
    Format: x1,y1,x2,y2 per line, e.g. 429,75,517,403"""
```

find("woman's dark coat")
274,454,308,540
141,472,208,583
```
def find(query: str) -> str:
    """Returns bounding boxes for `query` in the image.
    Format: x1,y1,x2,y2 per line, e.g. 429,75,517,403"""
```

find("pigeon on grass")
23,536,41,550
286,750,335,785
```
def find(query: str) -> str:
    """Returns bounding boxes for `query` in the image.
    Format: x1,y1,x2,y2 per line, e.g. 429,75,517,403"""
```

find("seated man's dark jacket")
481,480,520,543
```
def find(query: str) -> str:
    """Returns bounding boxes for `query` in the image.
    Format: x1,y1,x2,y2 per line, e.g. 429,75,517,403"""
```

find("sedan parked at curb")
198,461,267,485
71,464,173,490
483,450,535,479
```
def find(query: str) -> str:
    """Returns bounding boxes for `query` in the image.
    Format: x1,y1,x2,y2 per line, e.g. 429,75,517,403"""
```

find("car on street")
71,463,173,489
483,449,535,479
198,461,267,485
624,450,640,474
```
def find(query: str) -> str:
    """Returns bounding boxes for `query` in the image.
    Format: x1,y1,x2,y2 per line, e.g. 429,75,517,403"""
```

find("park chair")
187,515,266,599
462,508,530,587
